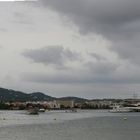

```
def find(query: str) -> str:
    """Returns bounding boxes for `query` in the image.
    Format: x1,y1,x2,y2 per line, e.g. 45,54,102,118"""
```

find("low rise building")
56,100,74,108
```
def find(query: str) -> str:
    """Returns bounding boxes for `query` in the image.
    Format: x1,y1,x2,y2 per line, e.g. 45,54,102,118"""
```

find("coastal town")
1,98,140,111
0,87,140,113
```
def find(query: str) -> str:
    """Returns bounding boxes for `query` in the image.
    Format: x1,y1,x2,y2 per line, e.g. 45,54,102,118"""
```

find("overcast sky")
0,0,140,98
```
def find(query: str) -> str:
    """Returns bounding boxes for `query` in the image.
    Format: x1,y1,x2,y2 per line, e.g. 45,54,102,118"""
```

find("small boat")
109,105,133,113
70,108,77,113
39,108,45,112
27,107,39,115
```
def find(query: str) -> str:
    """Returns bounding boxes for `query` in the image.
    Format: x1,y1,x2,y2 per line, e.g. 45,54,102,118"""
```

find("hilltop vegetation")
0,87,86,102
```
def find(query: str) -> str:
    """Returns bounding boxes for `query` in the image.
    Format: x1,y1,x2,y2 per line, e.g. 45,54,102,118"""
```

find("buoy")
123,117,127,120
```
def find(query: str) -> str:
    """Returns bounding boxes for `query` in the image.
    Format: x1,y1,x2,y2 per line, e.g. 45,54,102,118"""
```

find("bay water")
0,110,140,140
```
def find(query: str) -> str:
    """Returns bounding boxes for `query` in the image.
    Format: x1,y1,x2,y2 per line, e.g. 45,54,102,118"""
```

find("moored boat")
27,107,39,115
109,105,133,113
39,108,45,112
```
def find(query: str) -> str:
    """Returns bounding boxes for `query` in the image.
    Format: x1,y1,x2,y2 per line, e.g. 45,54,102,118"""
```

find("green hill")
0,88,55,102
0,87,87,102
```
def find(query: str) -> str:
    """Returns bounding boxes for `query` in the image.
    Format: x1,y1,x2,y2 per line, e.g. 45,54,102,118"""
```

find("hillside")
58,96,88,102
0,88,55,102
0,87,87,102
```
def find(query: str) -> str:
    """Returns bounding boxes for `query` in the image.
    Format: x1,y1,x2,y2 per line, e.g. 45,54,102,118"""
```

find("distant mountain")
0,87,55,102
58,96,88,102
29,92,55,101
0,88,29,102
0,87,87,102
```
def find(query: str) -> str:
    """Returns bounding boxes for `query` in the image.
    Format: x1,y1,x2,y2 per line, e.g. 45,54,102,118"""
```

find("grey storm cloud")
85,61,118,75
38,0,140,64
23,73,114,84
22,57,121,84
39,0,140,39
89,53,106,61
22,46,80,69
0,28,7,32
23,68,140,84
13,12,33,25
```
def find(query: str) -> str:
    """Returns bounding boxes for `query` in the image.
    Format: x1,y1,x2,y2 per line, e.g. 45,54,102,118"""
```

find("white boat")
109,105,133,113
39,108,45,112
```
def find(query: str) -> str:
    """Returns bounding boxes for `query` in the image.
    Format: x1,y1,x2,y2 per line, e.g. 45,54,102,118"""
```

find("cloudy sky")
0,0,140,98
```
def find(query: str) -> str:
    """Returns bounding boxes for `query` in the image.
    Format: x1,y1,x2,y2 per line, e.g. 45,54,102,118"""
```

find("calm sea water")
0,110,140,140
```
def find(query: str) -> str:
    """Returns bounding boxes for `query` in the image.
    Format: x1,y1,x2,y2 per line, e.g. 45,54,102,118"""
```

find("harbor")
0,110,140,140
